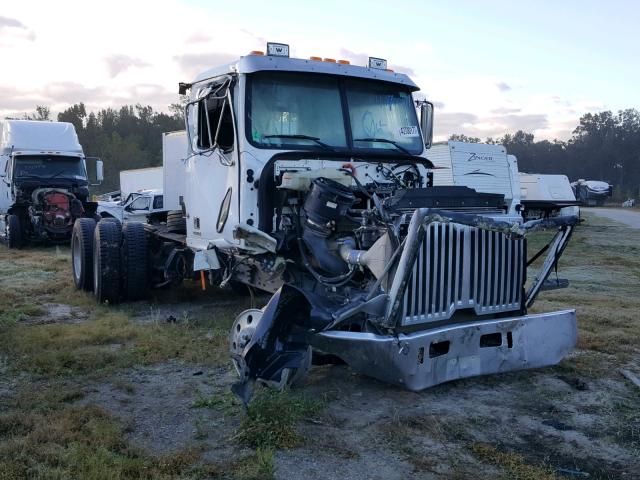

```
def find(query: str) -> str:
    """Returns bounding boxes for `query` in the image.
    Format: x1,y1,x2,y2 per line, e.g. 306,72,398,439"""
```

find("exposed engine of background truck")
0,120,103,247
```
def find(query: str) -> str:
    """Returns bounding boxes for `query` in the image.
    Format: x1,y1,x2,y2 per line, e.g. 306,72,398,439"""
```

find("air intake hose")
302,177,356,275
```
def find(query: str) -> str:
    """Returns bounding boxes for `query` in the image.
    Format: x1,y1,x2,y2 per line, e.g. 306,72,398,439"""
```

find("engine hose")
296,237,355,286
293,205,355,285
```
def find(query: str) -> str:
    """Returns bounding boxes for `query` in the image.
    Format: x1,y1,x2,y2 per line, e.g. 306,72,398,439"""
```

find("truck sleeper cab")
0,120,103,247
71,44,578,400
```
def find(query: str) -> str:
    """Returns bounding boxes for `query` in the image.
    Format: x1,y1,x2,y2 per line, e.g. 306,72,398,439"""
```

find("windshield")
14,155,87,180
247,72,422,154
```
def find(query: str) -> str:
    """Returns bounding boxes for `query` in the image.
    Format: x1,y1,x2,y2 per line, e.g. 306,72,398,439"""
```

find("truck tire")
6,214,22,249
93,220,122,304
166,210,186,234
121,222,149,301
71,218,97,291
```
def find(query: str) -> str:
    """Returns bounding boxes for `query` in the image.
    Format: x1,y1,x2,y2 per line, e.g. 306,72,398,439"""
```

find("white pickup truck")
97,189,166,223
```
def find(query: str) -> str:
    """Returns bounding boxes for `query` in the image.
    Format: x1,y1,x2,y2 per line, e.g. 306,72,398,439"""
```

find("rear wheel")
166,210,186,234
121,222,149,301
71,218,97,291
6,214,22,249
93,220,122,304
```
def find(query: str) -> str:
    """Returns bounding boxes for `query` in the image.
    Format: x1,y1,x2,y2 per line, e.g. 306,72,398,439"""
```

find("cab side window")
197,84,235,152
129,196,150,211
153,195,163,209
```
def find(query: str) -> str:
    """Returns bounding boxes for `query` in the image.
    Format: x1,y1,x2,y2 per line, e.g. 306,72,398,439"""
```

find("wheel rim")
230,309,263,377
72,234,82,281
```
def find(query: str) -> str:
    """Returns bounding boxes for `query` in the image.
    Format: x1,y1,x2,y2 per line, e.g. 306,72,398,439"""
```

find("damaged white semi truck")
70,43,579,399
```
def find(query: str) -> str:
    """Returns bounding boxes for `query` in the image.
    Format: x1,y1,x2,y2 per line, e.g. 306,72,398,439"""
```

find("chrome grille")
401,222,524,326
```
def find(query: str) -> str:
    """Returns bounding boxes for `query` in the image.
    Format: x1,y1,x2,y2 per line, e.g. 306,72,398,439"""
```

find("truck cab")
73,43,579,398
0,120,103,246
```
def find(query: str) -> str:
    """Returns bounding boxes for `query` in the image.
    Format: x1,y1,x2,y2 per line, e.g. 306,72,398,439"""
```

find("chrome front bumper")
311,309,577,391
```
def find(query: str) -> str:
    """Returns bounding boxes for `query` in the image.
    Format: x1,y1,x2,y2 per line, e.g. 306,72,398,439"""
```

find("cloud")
0,16,26,29
104,54,149,78
496,81,511,92
491,107,521,114
173,52,239,79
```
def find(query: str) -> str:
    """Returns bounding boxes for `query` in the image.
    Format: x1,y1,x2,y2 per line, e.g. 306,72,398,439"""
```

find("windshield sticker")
399,126,419,137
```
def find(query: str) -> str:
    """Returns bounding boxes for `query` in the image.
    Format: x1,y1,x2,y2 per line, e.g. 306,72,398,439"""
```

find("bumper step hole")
507,331,513,348
429,340,450,358
480,332,502,348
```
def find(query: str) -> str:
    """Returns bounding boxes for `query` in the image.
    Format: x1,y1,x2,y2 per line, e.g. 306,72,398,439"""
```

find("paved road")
588,207,640,229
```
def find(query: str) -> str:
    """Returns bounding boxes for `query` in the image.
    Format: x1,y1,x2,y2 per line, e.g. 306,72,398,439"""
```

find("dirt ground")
0,213,639,479
589,207,640,229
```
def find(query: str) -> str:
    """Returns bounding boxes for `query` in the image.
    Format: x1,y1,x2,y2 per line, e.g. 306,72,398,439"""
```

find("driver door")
124,195,151,223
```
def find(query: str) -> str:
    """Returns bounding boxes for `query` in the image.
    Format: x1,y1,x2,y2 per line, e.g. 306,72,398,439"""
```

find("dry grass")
470,443,555,480
528,213,640,365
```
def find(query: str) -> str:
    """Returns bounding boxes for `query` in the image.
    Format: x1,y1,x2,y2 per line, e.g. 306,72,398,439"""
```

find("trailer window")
197,85,234,152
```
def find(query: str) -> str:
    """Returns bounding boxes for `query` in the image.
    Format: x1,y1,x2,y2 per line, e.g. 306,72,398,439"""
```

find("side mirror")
420,101,434,149
95,160,104,184
86,156,104,185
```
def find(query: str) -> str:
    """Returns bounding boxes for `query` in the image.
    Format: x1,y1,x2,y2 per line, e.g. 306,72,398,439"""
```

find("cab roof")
192,54,419,91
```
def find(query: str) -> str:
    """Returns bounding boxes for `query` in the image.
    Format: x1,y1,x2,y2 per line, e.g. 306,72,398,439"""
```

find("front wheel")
6,214,22,249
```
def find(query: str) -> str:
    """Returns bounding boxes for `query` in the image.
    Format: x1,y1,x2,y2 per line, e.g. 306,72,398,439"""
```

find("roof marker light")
338,59,350,65
368,57,388,70
267,42,289,57
249,50,264,56
309,56,322,61
323,58,336,63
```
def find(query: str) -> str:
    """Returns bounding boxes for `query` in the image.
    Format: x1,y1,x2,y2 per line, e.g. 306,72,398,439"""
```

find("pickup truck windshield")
14,155,87,180
247,72,422,154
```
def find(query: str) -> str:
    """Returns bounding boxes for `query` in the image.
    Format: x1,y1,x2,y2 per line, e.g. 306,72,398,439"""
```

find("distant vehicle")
571,179,613,206
96,191,121,202
519,173,581,220
622,198,636,208
97,188,165,223
120,167,163,201
0,120,103,247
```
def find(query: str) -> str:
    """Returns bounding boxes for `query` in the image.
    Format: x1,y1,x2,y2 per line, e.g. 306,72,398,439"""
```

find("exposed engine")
30,188,84,238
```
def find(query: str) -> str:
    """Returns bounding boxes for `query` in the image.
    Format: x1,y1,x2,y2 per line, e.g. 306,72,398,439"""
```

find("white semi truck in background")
0,120,103,247
70,43,579,400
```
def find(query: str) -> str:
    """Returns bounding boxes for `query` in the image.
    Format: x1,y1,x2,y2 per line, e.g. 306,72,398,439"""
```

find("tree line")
10,105,640,199
14,103,184,193
450,109,640,199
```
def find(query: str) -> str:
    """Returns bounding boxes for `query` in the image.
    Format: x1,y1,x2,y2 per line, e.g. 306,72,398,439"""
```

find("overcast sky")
1,0,637,141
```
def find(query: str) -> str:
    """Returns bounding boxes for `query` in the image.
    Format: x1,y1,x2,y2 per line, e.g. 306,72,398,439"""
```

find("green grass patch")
236,388,323,450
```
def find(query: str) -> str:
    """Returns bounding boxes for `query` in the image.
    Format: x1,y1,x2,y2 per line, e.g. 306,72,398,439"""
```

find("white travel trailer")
70,43,579,399
427,141,521,220
0,120,103,247
519,173,580,220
